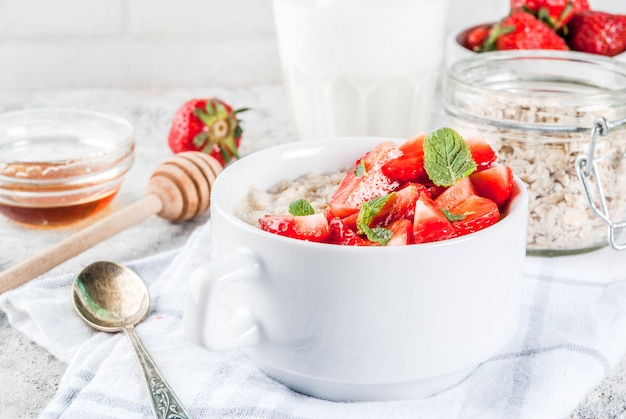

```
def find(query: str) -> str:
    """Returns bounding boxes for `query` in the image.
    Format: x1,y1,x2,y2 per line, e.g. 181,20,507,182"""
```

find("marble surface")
0,86,625,417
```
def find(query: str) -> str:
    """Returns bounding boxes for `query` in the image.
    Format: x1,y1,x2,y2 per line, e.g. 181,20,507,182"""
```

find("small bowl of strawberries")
446,0,626,68
183,129,529,402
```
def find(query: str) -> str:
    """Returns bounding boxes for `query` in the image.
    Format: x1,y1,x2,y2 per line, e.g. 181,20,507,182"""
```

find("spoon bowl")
73,261,149,332
72,261,190,419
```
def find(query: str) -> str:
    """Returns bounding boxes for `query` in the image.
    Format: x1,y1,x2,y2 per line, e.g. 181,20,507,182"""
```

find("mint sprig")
289,199,315,216
441,209,473,222
360,225,393,245
423,128,477,187
354,159,367,177
356,193,394,245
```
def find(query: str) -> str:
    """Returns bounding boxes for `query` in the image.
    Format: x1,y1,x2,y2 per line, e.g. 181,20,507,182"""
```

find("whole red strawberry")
465,24,493,51
488,9,569,51
510,0,590,30
567,10,626,57
168,98,248,166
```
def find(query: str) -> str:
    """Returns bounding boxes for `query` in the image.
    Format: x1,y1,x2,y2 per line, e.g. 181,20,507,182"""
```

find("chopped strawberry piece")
433,177,475,211
399,134,426,155
386,219,413,246
470,166,514,207
329,142,402,218
382,135,428,183
328,217,373,246
449,196,500,237
381,153,428,184
413,195,455,244
340,212,358,231
426,185,445,199
466,139,497,171
259,212,330,242
370,183,425,227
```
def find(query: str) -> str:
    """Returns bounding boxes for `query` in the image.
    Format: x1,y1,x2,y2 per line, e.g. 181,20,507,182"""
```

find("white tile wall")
0,0,125,37
127,0,276,36
0,0,623,89
0,0,279,89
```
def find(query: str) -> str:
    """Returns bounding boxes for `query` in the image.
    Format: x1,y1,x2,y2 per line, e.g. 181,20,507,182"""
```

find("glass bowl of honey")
0,108,135,227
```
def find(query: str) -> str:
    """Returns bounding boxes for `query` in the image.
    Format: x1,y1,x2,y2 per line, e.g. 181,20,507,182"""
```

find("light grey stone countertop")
0,86,625,418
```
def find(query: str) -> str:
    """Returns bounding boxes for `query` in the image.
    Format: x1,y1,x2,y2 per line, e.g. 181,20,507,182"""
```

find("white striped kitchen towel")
2,221,626,418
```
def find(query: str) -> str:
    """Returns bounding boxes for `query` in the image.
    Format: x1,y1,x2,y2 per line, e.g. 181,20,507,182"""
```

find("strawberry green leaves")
167,98,248,167
423,128,477,187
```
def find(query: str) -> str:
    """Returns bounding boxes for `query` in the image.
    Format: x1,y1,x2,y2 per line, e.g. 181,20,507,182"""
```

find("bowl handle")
183,249,261,351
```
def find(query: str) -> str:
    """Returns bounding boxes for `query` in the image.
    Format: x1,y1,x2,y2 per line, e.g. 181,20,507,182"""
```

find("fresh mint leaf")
354,159,367,177
357,193,394,227
423,127,477,187
441,209,473,222
289,199,315,216
360,225,393,246
355,193,394,245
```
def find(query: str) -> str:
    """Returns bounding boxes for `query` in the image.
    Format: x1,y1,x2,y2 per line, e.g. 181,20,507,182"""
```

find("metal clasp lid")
576,117,626,250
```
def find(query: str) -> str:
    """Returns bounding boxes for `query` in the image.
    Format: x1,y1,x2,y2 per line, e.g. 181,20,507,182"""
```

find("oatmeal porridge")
235,170,346,227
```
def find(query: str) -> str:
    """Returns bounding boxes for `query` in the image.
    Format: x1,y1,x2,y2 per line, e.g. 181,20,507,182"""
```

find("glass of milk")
273,0,450,140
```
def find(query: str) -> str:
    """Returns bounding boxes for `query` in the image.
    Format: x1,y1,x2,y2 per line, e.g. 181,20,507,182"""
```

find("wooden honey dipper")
0,151,223,294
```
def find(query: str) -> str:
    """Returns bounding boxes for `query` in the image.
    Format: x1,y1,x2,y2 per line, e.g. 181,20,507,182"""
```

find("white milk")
273,0,449,140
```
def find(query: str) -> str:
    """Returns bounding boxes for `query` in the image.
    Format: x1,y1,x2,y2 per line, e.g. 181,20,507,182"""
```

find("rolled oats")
444,51,626,255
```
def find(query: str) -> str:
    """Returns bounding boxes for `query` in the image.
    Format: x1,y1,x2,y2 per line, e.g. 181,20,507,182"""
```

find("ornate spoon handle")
123,326,191,419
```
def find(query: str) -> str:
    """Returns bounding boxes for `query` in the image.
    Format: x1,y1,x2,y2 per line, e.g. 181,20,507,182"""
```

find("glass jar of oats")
443,50,626,256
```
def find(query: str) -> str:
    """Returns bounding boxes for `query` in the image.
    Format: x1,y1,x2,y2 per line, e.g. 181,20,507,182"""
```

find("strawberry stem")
537,7,557,29
481,23,514,52
558,1,574,22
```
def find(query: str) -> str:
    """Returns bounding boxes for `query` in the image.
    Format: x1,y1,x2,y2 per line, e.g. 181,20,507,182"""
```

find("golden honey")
0,190,119,227
0,160,123,227
0,109,135,228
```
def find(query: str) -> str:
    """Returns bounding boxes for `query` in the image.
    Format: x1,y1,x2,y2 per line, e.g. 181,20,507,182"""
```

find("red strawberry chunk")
449,196,500,237
329,142,402,218
339,211,358,231
328,217,374,246
259,212,330,243
399,134,426,155
426,185,445,199
413,194,455,244
470,166,514,208
382,134,427,183
381,153,428,184
467,139,497,171
387,219,413,246
370,183,425,227
433,177,476,211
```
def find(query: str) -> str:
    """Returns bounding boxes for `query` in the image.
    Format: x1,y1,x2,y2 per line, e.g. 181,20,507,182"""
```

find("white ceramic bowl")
183,137,528,401
445,24,626,69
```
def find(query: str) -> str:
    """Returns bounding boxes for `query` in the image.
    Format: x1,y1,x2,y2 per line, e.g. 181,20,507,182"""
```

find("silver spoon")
72,261,191,419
